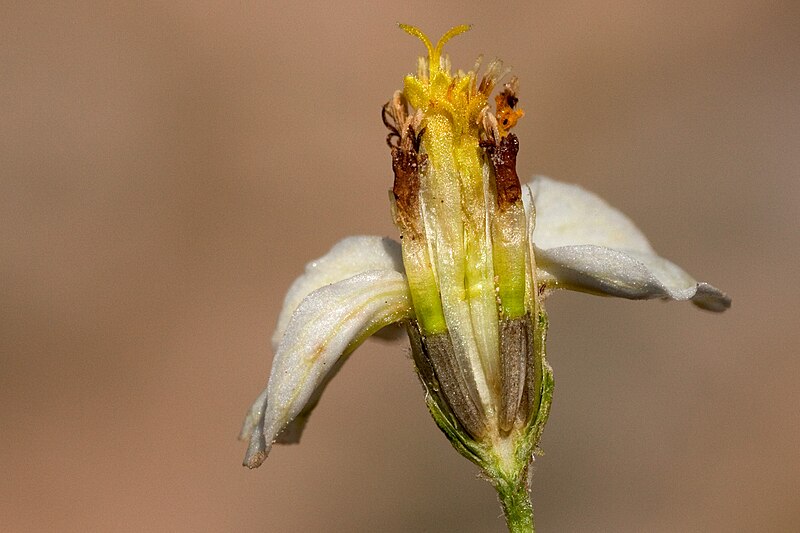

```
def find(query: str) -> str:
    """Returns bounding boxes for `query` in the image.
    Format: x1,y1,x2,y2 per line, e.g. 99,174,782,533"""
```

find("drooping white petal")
524,176,653,252
240,237,405,455
271,236,404,350
242,269,412,468
524,176,730,311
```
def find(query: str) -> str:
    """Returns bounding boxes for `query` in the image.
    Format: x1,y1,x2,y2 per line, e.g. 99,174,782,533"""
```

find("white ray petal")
524,176,730,311
272,236,404,350
243,270,412,468
524,176,653,252
536,245,730,311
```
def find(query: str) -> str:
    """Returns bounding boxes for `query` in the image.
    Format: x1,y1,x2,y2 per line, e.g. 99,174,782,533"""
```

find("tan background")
2,1,798,531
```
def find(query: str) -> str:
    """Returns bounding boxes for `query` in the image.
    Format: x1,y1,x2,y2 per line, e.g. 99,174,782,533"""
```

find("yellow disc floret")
387,24,532,442
399,25,499,156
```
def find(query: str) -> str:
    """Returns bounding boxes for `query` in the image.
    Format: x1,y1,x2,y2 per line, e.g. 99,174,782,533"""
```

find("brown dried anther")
383,93,427,237
495,76,524,136
483,133,522,211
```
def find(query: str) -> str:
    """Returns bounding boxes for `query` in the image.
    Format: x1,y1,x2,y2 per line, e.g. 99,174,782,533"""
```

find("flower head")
240,24,730,530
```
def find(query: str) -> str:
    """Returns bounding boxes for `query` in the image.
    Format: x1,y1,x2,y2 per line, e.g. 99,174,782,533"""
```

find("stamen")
480,107,501,146
479,59,504,94
496,76,524,137
416,56,428,81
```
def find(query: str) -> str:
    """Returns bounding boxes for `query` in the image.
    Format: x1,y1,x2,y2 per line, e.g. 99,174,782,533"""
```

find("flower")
239,175,729,458
239,24,729,530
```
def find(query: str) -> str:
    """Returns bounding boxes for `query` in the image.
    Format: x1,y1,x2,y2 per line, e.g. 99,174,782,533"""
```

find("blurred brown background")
2,1,798,531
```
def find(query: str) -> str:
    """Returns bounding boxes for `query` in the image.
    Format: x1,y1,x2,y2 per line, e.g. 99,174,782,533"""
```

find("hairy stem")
496,476,535,533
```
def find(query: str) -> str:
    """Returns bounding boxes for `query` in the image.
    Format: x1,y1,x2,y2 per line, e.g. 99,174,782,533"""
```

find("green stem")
497,476,535,533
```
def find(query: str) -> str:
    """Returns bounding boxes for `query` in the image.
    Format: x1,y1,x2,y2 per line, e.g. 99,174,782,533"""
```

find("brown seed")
407,322,488,440
498,316,529,433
